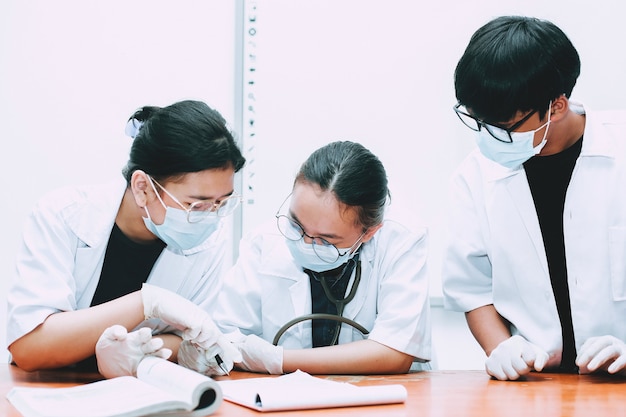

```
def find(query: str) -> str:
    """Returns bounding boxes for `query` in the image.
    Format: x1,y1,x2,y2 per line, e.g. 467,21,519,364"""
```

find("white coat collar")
257,225,377,321
577,104,620,159
61,178,126,248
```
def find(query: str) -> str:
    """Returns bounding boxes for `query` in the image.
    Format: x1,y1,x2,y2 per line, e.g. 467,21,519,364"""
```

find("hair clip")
124,118,144,139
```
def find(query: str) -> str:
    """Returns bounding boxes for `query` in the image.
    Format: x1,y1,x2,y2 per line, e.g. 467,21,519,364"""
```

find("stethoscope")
272,259,370,346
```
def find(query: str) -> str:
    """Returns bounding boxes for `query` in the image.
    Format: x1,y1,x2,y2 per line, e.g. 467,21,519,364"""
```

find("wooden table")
2,365,625,416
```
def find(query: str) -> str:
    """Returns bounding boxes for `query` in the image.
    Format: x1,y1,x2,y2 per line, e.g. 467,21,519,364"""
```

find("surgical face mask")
285,238,361,273
142,179,221,251
476,103,552,169
143,206,221,251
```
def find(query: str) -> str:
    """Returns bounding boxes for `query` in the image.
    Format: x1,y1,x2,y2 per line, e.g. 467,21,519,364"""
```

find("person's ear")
130,170,152,207
361,222,383,243
549,95,569,122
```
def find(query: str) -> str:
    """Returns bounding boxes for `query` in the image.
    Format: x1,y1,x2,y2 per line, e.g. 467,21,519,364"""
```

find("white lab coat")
442,104,626,368
214,219,432,362
7,178,228,347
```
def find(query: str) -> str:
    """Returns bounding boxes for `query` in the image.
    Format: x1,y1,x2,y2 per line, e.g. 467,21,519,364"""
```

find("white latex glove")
141,284,242,366
228,333,283,375
485,335,549,380
96,325,172,379
141,283,219,347
177,339,234,376
576,335,626,374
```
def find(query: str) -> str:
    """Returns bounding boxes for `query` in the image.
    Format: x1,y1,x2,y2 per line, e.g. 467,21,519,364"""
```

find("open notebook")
217,370,407,412
7,357,222,417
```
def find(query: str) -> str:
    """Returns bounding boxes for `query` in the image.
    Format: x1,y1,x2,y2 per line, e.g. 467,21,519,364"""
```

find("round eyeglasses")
453,103,537,143
276,214,365,263
150,177,242,223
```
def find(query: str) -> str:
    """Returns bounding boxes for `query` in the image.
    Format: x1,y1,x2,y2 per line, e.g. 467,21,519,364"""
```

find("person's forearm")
158,333,182,362
465,304,511,356
9,292,145,371
282,339,414,374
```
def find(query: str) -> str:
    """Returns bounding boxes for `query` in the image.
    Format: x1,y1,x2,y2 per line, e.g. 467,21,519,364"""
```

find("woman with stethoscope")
7,100,244,377
207,141,432,374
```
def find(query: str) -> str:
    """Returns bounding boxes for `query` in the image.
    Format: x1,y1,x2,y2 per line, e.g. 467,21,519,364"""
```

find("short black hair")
122,100,245,183
454,16,581,123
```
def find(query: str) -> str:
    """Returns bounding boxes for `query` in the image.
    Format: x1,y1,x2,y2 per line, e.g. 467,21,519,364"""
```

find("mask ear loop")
143,206,154,222
533,100,553,155
142,176,169,226
146,176,168,209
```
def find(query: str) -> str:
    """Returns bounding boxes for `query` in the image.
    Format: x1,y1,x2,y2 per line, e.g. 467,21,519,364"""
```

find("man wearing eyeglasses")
442,16,626,381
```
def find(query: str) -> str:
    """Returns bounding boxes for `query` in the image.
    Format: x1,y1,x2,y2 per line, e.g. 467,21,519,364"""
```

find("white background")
1,0,625,369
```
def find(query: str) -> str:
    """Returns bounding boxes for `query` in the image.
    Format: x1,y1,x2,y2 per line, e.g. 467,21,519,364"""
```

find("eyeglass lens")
276,215,341,263
187,196,241,222
482,124,513,143
455,109,480,132
455,106,511,143
455,104,539,143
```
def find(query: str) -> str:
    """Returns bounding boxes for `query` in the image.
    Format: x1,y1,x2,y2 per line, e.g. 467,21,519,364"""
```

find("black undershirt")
90,223,165,307
304,253,360,347
71,224,165,372
523,137,583,373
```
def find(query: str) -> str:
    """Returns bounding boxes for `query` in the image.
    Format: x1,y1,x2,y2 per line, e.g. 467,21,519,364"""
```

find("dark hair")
122,100,245,183
294,141,389,230
454,16,581,123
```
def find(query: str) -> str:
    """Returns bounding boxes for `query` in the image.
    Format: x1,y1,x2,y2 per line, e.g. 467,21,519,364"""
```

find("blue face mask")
142,177,221,252
285,238,360,273
143,206,220,252
476,103,552,169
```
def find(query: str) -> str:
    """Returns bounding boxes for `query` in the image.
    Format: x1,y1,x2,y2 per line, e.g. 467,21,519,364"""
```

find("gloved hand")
576,335,626,375
485,335,549,380
96,325,172,379
228,333,283,375
177,339,234,376
141,284,242,367
141,283,219,347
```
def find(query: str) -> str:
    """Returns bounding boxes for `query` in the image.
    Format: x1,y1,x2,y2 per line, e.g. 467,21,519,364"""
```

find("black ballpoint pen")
215,354,229,375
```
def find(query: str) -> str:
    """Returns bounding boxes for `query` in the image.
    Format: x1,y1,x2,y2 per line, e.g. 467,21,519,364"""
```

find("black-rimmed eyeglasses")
453,103,537,143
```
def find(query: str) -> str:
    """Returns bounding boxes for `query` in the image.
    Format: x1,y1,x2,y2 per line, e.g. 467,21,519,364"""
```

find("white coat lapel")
259,239,312,319
504,169,550,277
341,245,373,320
288,276,311,318
481,158,549,277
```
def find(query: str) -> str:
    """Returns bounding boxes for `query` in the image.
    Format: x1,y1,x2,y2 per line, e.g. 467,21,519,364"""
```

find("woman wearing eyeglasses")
210,141,431,375
7,100,245,376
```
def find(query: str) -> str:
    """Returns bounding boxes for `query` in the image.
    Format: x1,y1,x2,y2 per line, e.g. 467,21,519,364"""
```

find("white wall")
0,1,237,363
236,0,626,370
237,0,626,300
2,0,625,370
